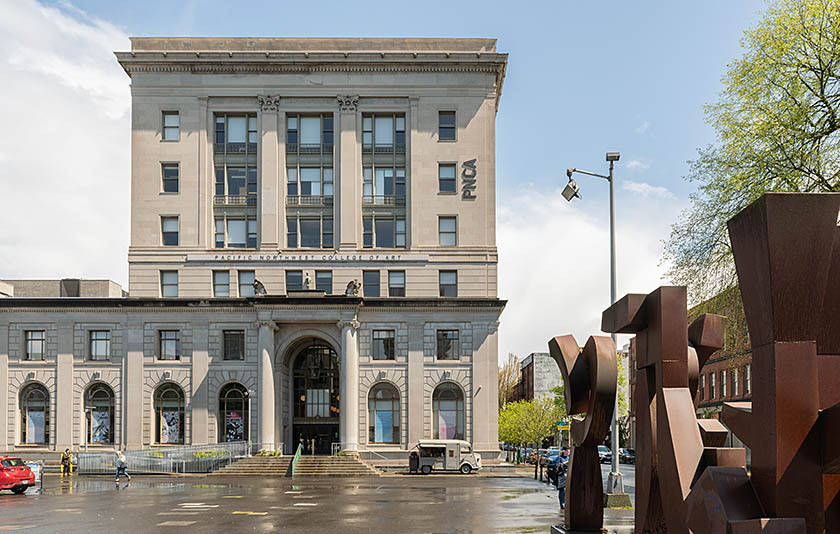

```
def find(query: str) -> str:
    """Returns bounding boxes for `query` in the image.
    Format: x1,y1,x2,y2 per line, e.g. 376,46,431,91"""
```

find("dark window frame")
388,270,406,297
363,270,381,297
161,216,179,246
372,330,396,360
438,163,457,193
158,330,181,361
162,111,180,141
223,330,245,361
315,270,332,294
438,111,456,141
439,270,458,297
88,330,111,361
436,329,460,360
162,163,179,193
24,330,45,361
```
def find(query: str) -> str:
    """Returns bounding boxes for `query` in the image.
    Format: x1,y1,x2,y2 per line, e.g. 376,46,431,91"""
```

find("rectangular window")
286,270,303,291
436,330,460,360
213,271,230,297
158,330,181,360
375,218,395,248
89,331,110,361
323,218,333,249
287,217,298,248
299,116,321,149
223,330,245,361
362,114,405,152
213,114,257,153
24,330,45,361
363,216,373,248
745,364,751,394
439,111,456,140
363,270,380,297
439,216,457,246
247,219,257,249
439,271,457,297
439,164,456,193
215,219,224,248
238,271,255,297
161,216,179,246
733,368,739,396
315,271,332,294
362,215,404,249
388,271,405,297
160,271,178,297
215,216,256,248
721,370,727,397
286,217,331,249
162,111,179,141
227,219,246,248
300,218,321,248
710,373,716,398
162,164,179,193
372,330,395,360
699,374,705,400
286,116,298,147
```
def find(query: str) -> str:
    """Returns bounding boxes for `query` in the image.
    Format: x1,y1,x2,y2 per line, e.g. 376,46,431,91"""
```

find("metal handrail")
286,195,334,206
291,443,303,477
76,441,249,474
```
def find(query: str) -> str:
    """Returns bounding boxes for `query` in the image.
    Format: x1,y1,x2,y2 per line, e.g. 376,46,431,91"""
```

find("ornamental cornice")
118,62,503,77
257,94,281,111
337,319,361,330
254,320,279,331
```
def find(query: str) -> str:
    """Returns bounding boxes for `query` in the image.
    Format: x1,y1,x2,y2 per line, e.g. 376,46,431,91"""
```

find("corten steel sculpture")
602,287,741,534
715,193,840,534
548,335,617,533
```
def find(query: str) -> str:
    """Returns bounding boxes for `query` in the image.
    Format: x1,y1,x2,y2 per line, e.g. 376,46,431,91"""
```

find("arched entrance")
291,343,339,455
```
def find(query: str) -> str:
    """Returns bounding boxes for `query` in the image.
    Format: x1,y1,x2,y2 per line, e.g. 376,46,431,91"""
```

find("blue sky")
0,0,768,359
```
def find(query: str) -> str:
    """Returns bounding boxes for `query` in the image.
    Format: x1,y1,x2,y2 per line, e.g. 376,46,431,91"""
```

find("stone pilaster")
339,318,360,452
55,323,73,450
190,323,209,445
124,323,144,450
258,95,281,249
0,325,7,451
337,95,360,250
256,320,276,450
407,322,425,445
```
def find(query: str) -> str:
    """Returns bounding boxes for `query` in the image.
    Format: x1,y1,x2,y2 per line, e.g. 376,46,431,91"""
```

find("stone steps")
213,455,379,477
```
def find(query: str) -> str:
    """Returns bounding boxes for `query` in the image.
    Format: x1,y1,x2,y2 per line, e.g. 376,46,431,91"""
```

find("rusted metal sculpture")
548,335,617,533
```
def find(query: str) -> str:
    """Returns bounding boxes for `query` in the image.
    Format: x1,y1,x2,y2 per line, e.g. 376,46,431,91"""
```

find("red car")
0,457,36,494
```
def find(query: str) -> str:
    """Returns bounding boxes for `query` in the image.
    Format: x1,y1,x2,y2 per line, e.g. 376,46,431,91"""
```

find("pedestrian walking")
60,448,72,476
557,448,570,509
115,451,131,483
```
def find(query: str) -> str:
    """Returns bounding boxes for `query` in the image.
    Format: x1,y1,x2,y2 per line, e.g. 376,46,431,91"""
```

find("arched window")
219,383,248,442
155,383,185,444
433,383,464,440
20,383,49,445
368,383,400,444
85,383,115,444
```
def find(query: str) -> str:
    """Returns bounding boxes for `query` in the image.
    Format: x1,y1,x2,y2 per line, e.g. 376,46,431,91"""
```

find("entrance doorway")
292,343,340,455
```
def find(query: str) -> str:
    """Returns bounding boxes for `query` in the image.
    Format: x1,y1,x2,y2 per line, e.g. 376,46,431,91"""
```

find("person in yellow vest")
60,449,72,476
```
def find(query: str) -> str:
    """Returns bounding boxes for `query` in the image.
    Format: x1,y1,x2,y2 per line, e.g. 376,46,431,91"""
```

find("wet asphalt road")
0,474,564,533
0,467,635,533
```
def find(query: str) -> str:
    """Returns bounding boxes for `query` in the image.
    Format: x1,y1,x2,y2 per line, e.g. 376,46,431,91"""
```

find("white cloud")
635,120,650,134
622,180,675,199
0,0,130,285
625,159,650,170
497,184,682,362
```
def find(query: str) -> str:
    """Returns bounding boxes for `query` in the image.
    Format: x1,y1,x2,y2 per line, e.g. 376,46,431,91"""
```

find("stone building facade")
511,352,562,402
0,38,507,458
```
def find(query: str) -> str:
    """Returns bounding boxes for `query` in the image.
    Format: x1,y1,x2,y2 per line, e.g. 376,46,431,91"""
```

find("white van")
411,439,481,475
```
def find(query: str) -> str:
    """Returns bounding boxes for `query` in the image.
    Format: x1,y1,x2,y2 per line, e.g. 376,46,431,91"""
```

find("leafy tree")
497,352,521,409
498,397,564,447
664,0,840,301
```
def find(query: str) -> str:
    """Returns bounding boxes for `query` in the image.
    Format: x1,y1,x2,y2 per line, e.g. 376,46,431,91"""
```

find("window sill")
437,139,457,143
159,192,180,196
438,191,458,196
160,139,180,143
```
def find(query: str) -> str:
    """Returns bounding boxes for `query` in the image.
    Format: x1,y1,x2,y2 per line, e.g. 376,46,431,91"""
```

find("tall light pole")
563,151,628,500
247,389,255,456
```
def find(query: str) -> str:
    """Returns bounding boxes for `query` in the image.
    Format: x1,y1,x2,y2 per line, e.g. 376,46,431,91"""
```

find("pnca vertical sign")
461,159,477,200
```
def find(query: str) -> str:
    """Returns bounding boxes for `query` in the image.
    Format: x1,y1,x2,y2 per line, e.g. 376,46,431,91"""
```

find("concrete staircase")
214,455,293,476
293,455,379,477
213,455,379,477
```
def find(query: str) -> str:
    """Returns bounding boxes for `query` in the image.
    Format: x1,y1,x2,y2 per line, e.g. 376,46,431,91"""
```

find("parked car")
597,445,612,464
545,452,563,484
620,448,635,464
0,457,36,494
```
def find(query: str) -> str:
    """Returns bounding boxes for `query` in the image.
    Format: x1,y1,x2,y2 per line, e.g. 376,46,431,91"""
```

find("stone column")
197,96,209,248
258,95,281,249
407,322,425,446
0,324,8,451
190,323,209,445
407,96,419,248
124,323,144,450
55,323,73,451
337,95,360,250
339,319,360,452
256,321,276,450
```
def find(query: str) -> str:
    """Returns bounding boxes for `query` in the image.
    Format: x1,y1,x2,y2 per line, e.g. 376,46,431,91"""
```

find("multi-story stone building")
0,38,507,458
510,352,562,402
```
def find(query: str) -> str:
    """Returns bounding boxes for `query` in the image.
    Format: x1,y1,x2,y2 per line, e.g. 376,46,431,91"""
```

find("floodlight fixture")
606,152,621,162
561,178,581,202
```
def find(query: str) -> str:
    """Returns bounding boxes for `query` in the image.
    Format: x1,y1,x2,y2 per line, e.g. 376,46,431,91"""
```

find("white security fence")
76,441,250,475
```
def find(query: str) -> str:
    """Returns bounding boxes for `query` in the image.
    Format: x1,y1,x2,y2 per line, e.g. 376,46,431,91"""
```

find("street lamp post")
563,151,627,500
247,389,255,456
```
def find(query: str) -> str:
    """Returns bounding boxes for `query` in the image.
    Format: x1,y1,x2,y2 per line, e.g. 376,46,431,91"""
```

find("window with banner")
85,383,115,445
368,383,400,444
20,383,49,445
219,383,248,442
433,383,464,440
155,383,185,444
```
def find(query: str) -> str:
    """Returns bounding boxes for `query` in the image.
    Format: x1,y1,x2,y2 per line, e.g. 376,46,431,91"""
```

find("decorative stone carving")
303,272,313,290
337,94,359,112
345,279,361,296
257,94,281,112
254,320,277,330
337,319,361,331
